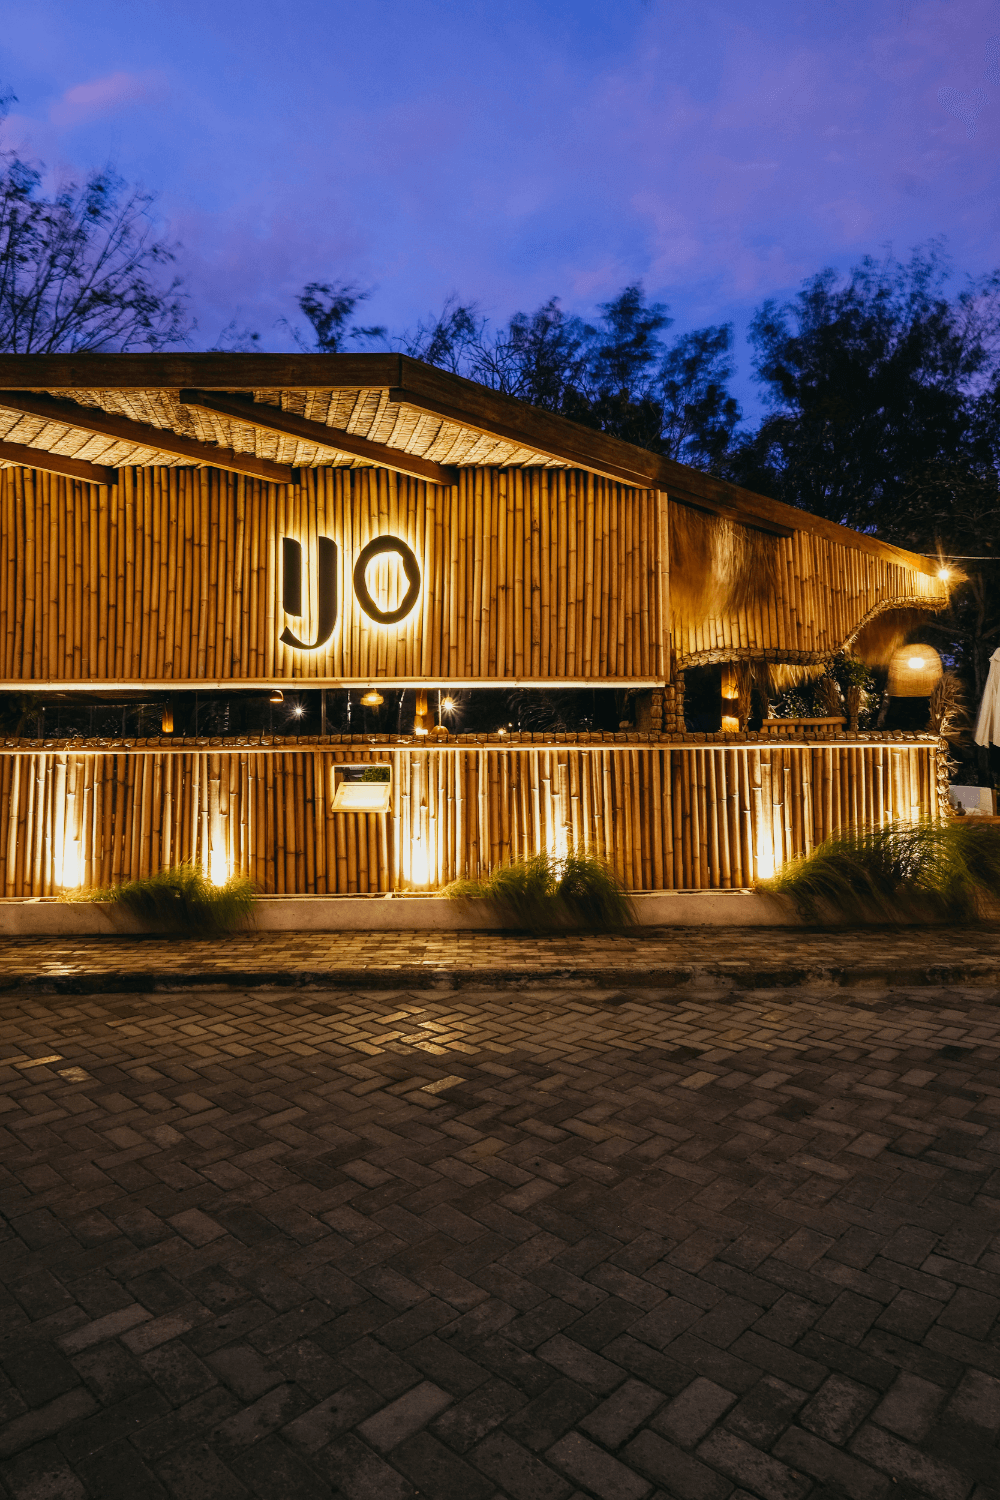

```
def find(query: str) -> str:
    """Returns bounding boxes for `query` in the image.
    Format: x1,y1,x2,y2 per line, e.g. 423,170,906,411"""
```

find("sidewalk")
2,923,1000,993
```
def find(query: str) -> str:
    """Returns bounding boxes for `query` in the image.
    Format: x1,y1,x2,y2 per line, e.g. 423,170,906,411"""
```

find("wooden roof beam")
179,389,458,487
0,438,115,486
668,490,796,539
0,392,292,484
388,382,795,535
387,385,660,489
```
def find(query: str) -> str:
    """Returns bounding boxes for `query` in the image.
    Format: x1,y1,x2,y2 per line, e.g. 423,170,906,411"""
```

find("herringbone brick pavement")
0,976,997,1499
2,924,1000,992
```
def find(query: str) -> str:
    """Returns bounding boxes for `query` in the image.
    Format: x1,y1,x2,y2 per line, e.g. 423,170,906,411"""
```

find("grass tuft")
77,863,257,935
445,849,636,933
758,819,1000,924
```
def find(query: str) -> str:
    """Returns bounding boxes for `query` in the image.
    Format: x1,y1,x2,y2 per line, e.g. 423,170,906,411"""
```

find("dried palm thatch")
752,661,773,718
669,504,781,623
849,607,931,667
734,660,753,730
814,675,845,717
769,663,826,691
928,671,967,737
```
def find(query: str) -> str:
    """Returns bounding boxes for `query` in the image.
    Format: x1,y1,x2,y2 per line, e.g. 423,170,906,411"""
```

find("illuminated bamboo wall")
0,465,664,683
0,463,947,686
669,503,945,667
0,743,938,898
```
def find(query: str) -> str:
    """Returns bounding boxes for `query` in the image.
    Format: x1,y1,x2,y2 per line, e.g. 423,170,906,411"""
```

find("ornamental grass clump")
445,849,635,933
81,863,257,935
759,819,1000,924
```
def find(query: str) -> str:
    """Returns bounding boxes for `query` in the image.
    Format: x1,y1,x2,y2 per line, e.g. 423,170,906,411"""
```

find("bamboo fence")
0,465,662,683
0,742,938,897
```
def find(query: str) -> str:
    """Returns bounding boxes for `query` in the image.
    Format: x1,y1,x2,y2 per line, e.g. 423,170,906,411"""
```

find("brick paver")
3,924,1000,992
0,975,997,1499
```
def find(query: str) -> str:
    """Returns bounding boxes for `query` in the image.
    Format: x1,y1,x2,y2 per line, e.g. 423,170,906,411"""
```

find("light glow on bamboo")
0,743,937,898
408,843,432,889
56,845,84,890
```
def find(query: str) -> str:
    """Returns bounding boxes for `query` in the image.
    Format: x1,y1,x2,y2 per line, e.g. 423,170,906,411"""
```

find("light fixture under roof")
361,688,383,707
269,689,284,704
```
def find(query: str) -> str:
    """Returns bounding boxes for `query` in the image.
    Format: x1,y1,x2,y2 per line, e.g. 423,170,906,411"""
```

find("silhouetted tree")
0,87,189,352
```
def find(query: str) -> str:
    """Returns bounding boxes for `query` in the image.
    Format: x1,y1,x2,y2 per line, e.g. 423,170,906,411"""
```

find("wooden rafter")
0,391,292,484
388,384,659,490
0,438,115,486
0,355,944,577
179,389,458,487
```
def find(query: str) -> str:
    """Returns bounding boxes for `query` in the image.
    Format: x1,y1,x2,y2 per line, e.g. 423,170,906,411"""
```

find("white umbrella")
975,647,1000,746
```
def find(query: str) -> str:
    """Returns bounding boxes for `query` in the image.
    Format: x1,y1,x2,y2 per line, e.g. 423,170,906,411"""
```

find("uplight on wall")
56,845,84,891
407,842,431,889
209,851,231,887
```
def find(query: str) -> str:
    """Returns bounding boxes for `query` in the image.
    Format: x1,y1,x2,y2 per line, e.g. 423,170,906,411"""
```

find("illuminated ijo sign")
279,534,421,651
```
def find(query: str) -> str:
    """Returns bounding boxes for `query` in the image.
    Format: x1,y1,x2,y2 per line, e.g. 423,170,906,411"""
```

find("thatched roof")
0,352,940,582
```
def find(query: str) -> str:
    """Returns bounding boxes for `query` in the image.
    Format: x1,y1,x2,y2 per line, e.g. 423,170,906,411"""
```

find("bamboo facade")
669,503,945,668
0,741,939,898
0,464,947,688
0,465,664,684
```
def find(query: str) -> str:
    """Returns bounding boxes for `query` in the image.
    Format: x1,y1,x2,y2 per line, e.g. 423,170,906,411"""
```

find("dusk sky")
3,0,1000,405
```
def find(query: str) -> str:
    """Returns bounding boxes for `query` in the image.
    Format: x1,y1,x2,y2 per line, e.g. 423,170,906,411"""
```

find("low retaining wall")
0,890,802,936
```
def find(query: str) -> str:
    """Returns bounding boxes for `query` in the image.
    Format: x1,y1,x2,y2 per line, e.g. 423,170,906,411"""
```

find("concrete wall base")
0,889,817,935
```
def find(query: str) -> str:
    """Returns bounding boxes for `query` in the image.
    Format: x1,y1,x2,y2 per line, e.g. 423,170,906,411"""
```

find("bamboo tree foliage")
0,125,188,351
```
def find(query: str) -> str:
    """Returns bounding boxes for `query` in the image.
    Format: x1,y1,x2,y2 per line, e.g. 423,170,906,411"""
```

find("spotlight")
441,696,456,714
937,567,951,582
269,689,284,704
292,705,304,718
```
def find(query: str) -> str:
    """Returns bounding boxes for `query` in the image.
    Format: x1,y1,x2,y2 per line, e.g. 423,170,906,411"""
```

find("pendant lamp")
887,645,943,697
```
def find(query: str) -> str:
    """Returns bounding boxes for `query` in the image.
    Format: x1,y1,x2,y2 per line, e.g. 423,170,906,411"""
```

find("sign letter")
279,536,338,650
353,536,421,625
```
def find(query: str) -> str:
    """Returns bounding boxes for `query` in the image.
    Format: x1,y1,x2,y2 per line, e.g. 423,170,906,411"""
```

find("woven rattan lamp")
887,644,943,697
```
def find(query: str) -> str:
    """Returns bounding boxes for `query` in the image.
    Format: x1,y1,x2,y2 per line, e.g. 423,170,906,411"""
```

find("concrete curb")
0,889,802,935
3,959,999,995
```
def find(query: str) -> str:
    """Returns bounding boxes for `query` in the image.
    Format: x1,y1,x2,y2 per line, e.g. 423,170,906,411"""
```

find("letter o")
353,536,421,624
